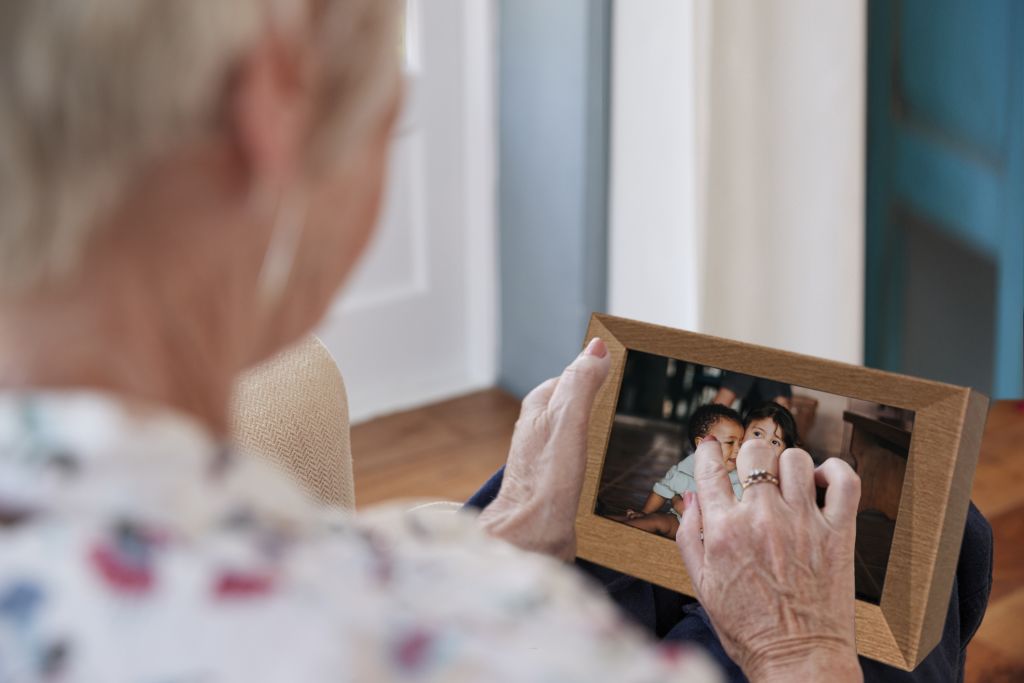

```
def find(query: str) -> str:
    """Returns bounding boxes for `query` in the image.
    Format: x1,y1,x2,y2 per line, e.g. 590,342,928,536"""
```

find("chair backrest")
230,335,355,511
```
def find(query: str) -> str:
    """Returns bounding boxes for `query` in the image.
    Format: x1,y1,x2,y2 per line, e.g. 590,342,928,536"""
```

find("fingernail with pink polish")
584,337,607,359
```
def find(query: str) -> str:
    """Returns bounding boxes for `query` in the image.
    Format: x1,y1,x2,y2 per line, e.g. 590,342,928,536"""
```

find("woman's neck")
0,274,241,437
0,147,298,439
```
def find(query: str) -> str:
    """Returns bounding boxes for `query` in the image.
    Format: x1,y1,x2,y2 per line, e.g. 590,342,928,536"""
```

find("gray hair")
0,0,400,292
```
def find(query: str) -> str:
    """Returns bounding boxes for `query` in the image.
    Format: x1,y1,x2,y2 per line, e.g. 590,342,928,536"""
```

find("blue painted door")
867,0,1023,398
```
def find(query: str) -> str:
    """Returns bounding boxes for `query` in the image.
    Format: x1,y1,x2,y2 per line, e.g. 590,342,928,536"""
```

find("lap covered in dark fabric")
465,468,993,683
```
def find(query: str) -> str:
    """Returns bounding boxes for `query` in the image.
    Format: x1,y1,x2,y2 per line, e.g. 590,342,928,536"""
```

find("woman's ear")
229,26,311,191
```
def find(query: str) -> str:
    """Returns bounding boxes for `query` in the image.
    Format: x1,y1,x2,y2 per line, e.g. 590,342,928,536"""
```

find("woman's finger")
814,458,861,529
675,491,704,590
519,377,559,419
506,377,559,472
545,339,611,432
734,439,780,503
537,340,611,497
692,439,736,515
778,448,816,507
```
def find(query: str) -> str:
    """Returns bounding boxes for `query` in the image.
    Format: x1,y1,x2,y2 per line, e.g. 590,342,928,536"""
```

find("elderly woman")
0,1,867,681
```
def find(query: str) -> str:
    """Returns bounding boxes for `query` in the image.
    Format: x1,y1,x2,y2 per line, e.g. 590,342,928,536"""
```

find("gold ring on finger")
741,468,780,490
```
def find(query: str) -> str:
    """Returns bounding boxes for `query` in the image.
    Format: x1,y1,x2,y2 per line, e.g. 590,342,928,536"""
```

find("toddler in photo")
623,404,744,538
739,401,800,457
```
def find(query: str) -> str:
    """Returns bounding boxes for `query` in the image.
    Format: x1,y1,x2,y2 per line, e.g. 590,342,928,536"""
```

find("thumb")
676,491,705,592
537,338,611,500
546,338,611,423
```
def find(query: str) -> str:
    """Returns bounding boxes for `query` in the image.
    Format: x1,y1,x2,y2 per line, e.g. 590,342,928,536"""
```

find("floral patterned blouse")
0,391,720,682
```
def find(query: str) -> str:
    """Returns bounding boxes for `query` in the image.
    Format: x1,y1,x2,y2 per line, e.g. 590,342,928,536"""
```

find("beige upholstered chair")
231,336,356,511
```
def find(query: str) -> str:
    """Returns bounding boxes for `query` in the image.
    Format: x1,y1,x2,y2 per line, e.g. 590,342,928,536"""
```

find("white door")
315,0,497,424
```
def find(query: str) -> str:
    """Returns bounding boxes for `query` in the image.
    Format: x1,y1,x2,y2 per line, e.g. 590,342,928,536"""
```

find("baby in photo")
623,404,744,538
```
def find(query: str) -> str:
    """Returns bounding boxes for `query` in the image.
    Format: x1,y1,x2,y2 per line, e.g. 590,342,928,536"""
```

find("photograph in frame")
574,314,989,671
596,349,915,605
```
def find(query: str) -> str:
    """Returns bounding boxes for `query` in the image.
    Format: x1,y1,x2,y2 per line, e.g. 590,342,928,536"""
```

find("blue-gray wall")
498,0,611,397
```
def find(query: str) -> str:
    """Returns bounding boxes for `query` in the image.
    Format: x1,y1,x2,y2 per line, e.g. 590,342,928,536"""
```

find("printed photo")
596,349,915,604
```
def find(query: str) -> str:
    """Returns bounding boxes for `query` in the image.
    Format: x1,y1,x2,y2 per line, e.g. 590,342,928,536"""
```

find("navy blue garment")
465,466,993,682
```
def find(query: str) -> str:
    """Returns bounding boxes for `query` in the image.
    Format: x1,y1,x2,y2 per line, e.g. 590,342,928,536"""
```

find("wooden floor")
351,388,519,506
351,390,1024,681
963,400,1024,683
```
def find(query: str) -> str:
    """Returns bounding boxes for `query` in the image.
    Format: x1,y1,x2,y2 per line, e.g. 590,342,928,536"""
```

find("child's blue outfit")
653,454,744,511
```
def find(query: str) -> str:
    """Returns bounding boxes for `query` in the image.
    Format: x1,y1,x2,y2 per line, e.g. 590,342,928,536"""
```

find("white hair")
0,0,400,292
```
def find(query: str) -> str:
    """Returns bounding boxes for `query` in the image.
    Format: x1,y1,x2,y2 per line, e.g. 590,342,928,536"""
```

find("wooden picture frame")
575,313,988,671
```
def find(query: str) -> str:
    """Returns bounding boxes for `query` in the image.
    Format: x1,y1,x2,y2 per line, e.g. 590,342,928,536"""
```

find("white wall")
607,0,705,330
609,0,866,364
701,1,866,363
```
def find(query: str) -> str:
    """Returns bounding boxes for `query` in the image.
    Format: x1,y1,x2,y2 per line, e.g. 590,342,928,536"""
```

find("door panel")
900,212,998,390
899,0,1011,162
867,0,1023,398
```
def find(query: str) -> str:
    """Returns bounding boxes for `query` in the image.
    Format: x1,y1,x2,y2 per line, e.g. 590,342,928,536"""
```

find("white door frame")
317,0,497,423
462,0,498,388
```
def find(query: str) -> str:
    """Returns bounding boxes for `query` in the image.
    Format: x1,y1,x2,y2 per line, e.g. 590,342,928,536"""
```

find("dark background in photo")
597,349,916,605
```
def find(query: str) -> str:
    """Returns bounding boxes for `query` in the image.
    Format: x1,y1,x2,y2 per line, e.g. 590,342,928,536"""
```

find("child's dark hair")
743,402,800,449
687,404,743,448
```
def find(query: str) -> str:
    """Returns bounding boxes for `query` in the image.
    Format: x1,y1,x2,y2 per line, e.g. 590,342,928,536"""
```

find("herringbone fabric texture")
230,336,355,511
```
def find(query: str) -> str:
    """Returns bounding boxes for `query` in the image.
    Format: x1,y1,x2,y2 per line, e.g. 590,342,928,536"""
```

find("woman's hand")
624,509,645,520
676,438,863,682
477,338,611,560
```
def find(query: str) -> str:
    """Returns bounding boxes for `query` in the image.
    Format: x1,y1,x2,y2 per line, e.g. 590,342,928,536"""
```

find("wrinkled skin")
676,438,864,682
478,337,610,560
